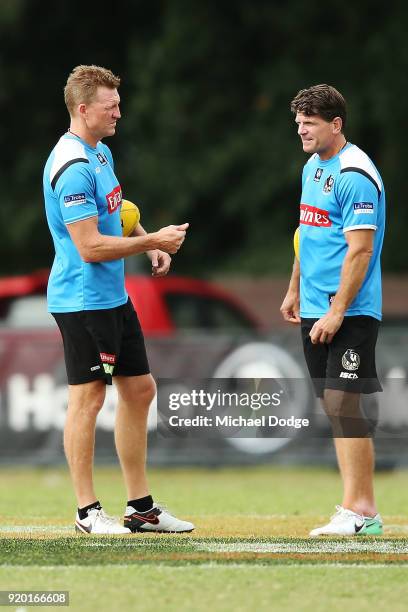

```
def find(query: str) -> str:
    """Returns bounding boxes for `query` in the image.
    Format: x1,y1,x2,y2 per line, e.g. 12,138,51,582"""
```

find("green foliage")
0,0,406,274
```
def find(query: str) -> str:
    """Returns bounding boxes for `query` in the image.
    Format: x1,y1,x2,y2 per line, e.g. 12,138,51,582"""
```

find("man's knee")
137,375,156,404
115,374,156,407
68,381,106,416
322,389,376,437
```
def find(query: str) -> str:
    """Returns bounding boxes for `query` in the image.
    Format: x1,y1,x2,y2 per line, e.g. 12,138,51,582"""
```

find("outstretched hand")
155,223,189,254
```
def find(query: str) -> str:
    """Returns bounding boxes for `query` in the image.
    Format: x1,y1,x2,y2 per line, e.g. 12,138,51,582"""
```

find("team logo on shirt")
106,185,122,214
341,349,360,372
314,168,323,182
97,152,108,166
323,175,334,193
353,202,374,214
300,204,332,227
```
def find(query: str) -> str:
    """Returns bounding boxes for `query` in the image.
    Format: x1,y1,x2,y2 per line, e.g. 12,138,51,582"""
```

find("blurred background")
0,0,407,467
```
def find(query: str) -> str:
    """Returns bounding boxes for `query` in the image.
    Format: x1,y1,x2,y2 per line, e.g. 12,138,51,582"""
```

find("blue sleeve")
54,163,98,225
336,171,379,232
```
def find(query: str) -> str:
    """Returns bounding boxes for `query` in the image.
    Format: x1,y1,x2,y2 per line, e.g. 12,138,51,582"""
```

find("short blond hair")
64,65,121,115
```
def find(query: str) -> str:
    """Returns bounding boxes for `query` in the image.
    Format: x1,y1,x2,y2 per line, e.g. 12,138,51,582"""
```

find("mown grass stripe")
3,563,408,569
199,541,408,554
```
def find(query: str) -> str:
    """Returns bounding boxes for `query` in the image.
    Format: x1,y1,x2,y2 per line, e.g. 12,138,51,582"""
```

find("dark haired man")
281,84,385,536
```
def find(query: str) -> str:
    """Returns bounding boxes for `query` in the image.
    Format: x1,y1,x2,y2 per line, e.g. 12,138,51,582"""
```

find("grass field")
1,465,408,611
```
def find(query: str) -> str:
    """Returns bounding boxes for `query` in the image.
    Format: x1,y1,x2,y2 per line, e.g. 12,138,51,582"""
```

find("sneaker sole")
129,527,195,534
75,522,131,535
310,529,383,537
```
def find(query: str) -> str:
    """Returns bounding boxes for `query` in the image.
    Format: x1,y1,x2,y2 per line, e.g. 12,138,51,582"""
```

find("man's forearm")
330,247,372,315
82,232,158,262
287,257,300,295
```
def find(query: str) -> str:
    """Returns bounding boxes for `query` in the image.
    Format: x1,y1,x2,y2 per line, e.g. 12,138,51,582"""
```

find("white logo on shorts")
342,349,360,372
90,365,101,372
340,371,359,379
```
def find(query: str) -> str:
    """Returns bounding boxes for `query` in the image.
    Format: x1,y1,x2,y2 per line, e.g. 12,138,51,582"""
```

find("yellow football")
120,199,141,237
293,226,300,260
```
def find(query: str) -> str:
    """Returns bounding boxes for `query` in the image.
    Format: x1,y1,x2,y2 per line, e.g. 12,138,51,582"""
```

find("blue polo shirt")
298,143,385,320
43,133,128,312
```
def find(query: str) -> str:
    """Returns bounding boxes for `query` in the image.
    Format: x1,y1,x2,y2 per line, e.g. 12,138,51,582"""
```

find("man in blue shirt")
281,84,385,536
44,65,194,534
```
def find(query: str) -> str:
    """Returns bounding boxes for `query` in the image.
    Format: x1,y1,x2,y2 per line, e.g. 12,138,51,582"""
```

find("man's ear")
78,103,87,119
332,116,343,134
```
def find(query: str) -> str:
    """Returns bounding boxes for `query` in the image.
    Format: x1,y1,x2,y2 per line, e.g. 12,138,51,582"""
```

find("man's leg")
334,438,377,516
113,374,156,500
114,374,195,533
64,380,106,508
324,389,377,517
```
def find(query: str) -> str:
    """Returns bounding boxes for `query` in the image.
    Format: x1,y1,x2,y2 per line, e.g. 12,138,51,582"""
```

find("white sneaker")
124,504,195,533
309,505,383,537
75,508,131,534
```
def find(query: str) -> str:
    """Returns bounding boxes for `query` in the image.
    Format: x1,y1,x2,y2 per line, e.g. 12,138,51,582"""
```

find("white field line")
2,524,407,537
1,563,408,569
199,541,408,554
2,527,408,555
0,526,73,534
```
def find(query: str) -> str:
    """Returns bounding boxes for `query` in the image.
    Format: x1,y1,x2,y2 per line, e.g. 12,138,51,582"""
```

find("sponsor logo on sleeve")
300,204,332,227
353,202,374,214
106,185,122,214
63,193,86,207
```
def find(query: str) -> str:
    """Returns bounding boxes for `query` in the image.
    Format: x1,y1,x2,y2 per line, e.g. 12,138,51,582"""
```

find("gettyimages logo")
342,349,360,372
300,204,332,227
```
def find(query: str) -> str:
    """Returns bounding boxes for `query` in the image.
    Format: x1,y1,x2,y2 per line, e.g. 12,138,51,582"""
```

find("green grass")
2,464,408,520
0,466,408,611
1,566,408,612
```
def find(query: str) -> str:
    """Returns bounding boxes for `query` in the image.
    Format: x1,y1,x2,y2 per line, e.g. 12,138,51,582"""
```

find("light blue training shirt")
298,143,385,320
43,133,128,312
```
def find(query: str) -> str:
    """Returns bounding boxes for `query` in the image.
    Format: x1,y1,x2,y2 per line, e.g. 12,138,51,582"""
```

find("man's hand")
147,249,171,277
280,291,301,324
153,223,189,254
309,311,344,344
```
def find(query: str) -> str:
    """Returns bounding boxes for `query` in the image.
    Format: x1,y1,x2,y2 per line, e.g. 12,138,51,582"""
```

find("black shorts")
301,315,382,398
52,298,150,385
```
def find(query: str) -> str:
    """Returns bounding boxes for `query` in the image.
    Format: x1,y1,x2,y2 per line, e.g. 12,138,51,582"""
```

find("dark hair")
290,84,347,131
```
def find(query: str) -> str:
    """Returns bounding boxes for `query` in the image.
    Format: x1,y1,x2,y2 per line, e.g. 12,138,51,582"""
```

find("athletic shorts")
301,315,382,398
52,298,150,385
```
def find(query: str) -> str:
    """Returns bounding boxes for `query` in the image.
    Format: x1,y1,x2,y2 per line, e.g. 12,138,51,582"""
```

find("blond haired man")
43,65,194,534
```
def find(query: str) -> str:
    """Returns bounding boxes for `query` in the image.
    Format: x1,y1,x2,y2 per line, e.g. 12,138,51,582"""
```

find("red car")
0,270,261,335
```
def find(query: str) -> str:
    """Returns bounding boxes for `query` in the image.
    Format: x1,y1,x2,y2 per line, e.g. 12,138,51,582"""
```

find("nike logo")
354,521,365,533
124,512,160,525
75,520,92,534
